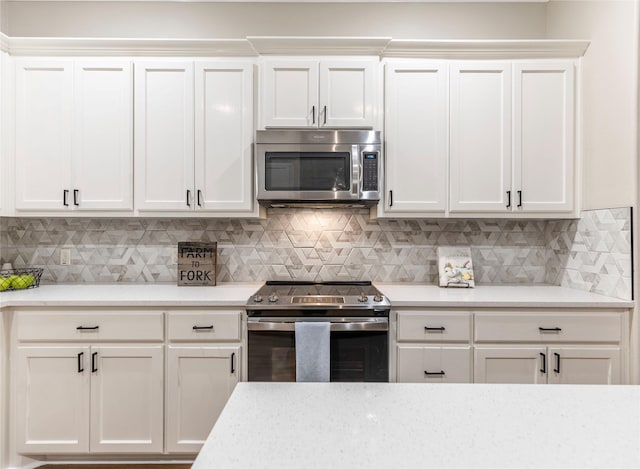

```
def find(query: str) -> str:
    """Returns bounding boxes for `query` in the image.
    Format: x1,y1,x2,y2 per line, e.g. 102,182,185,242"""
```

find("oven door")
247,318,389,382
256,143,360,202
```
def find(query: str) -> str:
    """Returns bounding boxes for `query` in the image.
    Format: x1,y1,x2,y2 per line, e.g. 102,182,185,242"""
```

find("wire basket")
0,268,43,292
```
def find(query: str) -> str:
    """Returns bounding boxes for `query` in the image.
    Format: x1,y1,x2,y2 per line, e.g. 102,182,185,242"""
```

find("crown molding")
8,37,258,57
382,39,590,59
1,35,589,59
247,36,392,56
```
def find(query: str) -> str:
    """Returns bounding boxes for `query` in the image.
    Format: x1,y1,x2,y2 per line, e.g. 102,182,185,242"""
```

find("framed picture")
437,246,475,288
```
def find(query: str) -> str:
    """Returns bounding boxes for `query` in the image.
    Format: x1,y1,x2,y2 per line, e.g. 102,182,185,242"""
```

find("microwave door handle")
352,145,360,197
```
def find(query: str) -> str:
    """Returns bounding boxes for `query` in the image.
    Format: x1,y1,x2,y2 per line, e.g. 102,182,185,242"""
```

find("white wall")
547,0,639,210
5,1,546,39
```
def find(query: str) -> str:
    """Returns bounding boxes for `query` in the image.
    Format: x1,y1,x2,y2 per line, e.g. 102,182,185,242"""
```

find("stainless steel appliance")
246,281,390,382
255,130,382,207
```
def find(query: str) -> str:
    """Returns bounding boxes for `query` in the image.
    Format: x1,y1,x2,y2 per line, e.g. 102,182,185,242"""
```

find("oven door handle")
248,318,388,332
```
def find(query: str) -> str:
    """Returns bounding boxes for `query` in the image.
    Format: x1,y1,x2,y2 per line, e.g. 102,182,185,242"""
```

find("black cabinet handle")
76,325,99,331
73,189,80,206
323,105,327,125
63,190,69,207
186,190,191,207
554,353,561,373
312,105,316,124
539,327,562,332
517,190,522,208
197,190,202,207
506,190,511,208
91,352,98,373
193,325,214,331
424,326,446,332
540,352,546,374
424,370,445,376
230,352,236,374
389,190,393,207
77,352,84,373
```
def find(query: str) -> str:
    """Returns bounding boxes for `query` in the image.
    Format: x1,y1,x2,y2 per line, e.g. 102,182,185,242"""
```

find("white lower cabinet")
14,311,165,455
165,310,242,454
474,311,624,385
16,344,164,454
166,346,239,453
395,311,473,383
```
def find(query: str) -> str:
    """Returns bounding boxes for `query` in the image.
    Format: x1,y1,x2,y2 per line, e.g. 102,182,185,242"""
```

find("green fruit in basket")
6,275,19,289
0,276,10,291
9,274,33,289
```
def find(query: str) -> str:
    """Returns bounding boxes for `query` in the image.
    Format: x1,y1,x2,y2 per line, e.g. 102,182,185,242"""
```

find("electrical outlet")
60,249,71,265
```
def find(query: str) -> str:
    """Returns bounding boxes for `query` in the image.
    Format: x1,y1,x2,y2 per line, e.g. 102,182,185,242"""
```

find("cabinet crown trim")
2,34,589,58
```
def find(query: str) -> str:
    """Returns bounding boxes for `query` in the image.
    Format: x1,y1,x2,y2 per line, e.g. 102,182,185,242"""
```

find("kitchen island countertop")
192,382,640,469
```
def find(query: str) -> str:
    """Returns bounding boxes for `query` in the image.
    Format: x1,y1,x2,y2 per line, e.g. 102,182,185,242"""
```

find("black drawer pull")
63,189,69,207
76,326,99,331
230,352,236,374
77,352,84,373
424,370,445,376
540,352,546,374
506,190,511,208
73,189,80,206
193,325,214,331
539,327,562,332
424,326,446,332
91,352,98,373
554,353,561,373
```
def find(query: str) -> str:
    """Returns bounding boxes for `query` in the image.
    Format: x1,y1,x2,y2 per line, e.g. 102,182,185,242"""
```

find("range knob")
268,294,279,303
253,295,263,303
373,293,384,302
357,292,368,303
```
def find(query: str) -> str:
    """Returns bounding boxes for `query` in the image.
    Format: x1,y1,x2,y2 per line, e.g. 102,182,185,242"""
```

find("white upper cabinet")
195,62,254,212
449,62,512,213
383,61,448,214
260,58,378,129
135,60,255,213
513,62,575,213
449,60,576,216
134,61,195,211
15,60,132,212
15,61,73,211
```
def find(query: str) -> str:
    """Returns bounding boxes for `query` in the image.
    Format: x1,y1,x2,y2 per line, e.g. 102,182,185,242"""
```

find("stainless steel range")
246,281,390,382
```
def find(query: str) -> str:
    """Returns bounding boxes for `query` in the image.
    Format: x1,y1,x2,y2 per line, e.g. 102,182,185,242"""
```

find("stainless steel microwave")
255,129,382,207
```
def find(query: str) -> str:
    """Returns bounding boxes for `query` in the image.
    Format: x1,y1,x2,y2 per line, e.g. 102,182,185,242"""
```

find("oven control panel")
362,152,379,192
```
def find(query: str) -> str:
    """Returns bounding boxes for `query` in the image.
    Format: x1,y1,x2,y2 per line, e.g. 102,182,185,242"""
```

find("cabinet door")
166,346,240,453
15,60,73,210
474,346,546,384
73,61,132,211
16,346,90,453
450,62,512,212
384,62,447,213
195,62,254,212
397,346,471,383
261,59,318,128
513,62,575,213
547,347,621,385
319,59,377,128
89,345,164,453
134,61,194,211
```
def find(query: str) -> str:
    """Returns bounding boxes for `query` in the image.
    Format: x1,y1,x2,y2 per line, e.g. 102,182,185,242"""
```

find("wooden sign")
177,242,217,286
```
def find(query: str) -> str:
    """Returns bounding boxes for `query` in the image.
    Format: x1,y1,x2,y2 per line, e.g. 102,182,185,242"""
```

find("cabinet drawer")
397,311,471,342
474,312,622,343
397,346,472,383
16,311,164,342
167,310,241,342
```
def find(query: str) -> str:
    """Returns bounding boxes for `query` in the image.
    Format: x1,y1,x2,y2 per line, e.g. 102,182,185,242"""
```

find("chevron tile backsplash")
0,207,632,299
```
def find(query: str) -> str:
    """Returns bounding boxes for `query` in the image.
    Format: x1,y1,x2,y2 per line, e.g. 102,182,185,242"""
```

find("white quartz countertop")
0,283,632,309
193,382,640,469
375,283,634,308
0,283,263,307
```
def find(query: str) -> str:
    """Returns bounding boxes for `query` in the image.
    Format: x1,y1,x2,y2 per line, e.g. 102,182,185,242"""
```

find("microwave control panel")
362,152,379,192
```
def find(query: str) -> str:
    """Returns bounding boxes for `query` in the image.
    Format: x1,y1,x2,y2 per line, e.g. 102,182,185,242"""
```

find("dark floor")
37,465,191,469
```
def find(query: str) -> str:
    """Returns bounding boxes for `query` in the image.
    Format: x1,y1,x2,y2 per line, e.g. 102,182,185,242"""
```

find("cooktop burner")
246,281,390,311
